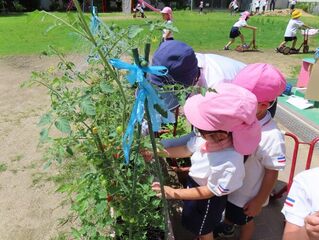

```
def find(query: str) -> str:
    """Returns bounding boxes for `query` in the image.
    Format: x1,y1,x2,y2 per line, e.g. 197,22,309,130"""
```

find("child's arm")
244,25,257,30
164,145,192,158
152,182,214,200
302,23,311,29
163,29,172,40
141,145,192,162
283,222,309,240
243,169,278,217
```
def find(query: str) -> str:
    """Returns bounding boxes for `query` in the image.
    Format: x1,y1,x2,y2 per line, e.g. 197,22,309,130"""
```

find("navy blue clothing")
182,177,227,236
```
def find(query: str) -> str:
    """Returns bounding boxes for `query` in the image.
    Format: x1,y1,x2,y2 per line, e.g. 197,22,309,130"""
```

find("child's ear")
259,101,270,110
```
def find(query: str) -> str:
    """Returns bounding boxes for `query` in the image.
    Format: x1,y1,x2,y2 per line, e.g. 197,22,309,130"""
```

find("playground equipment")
277,29,319,55
271,132,319,199
235,29,258,52
137,0,160,12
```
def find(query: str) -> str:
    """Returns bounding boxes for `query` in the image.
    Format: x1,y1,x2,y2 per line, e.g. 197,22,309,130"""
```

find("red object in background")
102,0,106,12
271,132,319,199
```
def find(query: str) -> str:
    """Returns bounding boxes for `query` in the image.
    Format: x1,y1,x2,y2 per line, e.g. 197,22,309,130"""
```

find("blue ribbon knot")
109,59,169,164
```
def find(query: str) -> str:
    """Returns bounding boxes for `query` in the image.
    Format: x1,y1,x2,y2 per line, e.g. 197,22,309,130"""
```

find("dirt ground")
0,50,302,240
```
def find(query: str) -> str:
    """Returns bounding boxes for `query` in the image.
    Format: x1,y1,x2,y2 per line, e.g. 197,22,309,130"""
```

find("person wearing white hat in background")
161,7,174,41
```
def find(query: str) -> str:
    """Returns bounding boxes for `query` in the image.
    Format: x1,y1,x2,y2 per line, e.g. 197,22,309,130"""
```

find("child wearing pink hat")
151,83,261,240
214,63,287,240
161,7,174,41
224,11,257,50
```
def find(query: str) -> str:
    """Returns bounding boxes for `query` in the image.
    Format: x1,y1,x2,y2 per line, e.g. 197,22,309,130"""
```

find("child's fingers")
151,181,161,189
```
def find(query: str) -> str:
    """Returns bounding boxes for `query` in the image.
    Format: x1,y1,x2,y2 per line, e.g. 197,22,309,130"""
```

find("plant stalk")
144,99,169,240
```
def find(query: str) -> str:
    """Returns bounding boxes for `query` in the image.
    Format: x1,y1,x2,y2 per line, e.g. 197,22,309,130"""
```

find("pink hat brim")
233,121,261,155
184,93,219,131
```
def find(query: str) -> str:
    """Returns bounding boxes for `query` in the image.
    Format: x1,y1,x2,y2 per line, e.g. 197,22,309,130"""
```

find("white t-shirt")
290,0,297,5
282,168,319,227
186,136,245,196
230,0,238,9
228,111,286,207
163,20,174,39
284,19,304,37
195,53,246,88
260,0,267,7
233,19,248,28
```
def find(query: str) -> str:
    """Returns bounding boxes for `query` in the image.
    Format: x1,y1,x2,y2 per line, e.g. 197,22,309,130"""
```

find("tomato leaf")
80,99,96,116
38,113,52,126
100,81,114,94
55,118,71,134
39,128,49,142
128,25,144,39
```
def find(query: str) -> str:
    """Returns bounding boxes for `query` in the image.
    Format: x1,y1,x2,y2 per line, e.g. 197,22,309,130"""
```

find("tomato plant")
21,1,181,239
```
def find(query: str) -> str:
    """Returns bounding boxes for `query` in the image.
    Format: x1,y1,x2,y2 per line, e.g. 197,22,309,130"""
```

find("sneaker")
213,222,235,238
242,43,248,49
224,46,230,50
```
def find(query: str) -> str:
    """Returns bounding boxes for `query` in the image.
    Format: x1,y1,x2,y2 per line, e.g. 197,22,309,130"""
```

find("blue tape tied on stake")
109,59,169,164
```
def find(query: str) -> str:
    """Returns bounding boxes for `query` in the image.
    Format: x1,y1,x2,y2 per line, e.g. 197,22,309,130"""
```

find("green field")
0,10,319,56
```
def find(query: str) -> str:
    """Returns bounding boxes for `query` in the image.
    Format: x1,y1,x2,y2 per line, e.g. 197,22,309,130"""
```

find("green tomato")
116,126,123,135
129,218,135,224
140,60,148,67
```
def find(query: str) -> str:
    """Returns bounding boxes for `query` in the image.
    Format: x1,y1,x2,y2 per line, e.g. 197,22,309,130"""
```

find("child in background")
269,0,276,11
260,0,268,14
199,0,204,14
282,168,319,240
224,11,257,50
229,0,239,15
289,0,297,13
277,10,310,52
214,64,287,240
149,83,261,240
254,0,260,14
133,2,145,18
161,7,174,41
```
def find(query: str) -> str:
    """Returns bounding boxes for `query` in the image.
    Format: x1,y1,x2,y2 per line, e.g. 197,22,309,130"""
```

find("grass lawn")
0,10,319,56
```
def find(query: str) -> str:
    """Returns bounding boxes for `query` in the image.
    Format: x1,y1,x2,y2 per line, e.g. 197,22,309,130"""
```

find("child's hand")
151,182,175,199
243,197,263,217
305,211,319,240
140,149,154,162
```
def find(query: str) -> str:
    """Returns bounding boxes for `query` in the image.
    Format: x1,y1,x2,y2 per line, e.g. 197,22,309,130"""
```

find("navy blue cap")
149,40,199,87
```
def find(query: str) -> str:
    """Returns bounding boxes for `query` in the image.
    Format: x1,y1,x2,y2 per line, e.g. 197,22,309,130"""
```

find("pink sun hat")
233,63,286,103
184,83,261,155
161,6,173,19
240,11,250,20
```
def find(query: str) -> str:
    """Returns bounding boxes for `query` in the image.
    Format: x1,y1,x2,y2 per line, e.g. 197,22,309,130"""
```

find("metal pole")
191,0,193,11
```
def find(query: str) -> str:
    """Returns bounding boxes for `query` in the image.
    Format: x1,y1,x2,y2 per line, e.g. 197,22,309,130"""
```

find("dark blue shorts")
225,201,254,225
182,177,227,236
229,27,241,39
284,36,297,42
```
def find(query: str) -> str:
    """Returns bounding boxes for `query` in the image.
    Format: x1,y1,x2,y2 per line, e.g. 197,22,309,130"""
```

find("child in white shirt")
214,63,287,240
277,10,310,51
224,11,257,50
148,83,261,240
199,0,204,14
161,7,174,41
229,0,239,15
282,168,319,240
